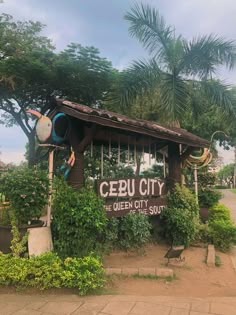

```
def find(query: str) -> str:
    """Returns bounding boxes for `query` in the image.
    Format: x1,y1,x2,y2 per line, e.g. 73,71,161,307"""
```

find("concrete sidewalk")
1,294,236,315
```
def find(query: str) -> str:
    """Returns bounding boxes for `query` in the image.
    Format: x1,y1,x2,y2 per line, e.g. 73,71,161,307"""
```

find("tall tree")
112,3,236,124
0,14,55,165
0,14,115,165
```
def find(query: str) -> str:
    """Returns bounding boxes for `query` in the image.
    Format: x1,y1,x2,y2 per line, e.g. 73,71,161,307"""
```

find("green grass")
215,255,222,267
132,273,176,282
230,189,236,194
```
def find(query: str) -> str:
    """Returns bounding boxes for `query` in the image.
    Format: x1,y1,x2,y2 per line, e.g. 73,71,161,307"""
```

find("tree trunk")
168,142,181,190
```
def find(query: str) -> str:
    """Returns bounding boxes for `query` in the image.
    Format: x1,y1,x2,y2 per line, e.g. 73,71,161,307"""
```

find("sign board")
97,177,167,217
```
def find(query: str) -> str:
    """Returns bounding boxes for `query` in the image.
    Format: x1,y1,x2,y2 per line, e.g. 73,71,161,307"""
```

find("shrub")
103,217,119,251
198,172,216,188
0,252,105,295
160,184,200,246
0,167,49,225
52,178,107,258
117,213,151,251
62,255,105,295
198,188,222,208
208,220,236,251
196,223,211,244
209,203,232,223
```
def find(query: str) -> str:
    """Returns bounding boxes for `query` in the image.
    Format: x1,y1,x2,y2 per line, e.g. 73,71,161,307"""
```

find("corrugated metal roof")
55,99,210,148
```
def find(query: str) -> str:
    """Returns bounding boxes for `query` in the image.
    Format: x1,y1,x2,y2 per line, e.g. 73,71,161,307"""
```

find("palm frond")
200,80,236,119
159,73,189,120
110,58,162,109
125,3,173,61
182,35,236,78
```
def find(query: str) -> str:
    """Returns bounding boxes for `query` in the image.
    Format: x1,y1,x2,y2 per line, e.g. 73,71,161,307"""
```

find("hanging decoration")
26,110,70,145
60,148,75,179
184,148,212,169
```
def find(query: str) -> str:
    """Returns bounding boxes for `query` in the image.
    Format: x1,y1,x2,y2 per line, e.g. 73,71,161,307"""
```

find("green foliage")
198,172,216,188
208,220,236,251
198,203,236,251
112,3,236,123
62,256,105,295
0,252,105,294
103,217,119,251
217,164,234,186
0,167,49,224
10,213,28,257
52,178,107,258
118,213,151,251
196,223,211,243
160,184,200,246
0,14,115,165
198,188,222,208
209,203,232,223
215,255,222,267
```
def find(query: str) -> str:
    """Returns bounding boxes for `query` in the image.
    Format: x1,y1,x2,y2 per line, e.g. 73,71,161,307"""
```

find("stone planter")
199,207,210,223
0,220,44,254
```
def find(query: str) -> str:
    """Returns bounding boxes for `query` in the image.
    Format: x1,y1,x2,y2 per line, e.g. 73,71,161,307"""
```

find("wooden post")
67,119,85,190
47,149,54,227
194,164,198,204
168,142,181,189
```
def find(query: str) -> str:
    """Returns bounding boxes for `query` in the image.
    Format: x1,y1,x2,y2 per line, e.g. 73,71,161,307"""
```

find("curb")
105,267,174,278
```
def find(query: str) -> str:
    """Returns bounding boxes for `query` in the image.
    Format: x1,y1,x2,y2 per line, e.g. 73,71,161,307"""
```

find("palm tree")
113,3,236,124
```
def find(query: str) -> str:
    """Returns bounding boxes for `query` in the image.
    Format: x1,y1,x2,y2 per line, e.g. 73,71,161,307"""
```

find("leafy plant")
118,213,151,251
62,255,105,295
198,204,236,251
103,217,119,251
209,203,232,223
0,252,105,295
208,220,236,251
160,184,200,246
10,213,28,257
198,188,222,208
0,167,49,225
52,178,107,257
198,172,217,188
215,255,222,267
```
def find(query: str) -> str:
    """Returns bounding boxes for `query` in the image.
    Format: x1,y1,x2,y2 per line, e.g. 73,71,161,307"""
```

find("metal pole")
194,164,198,204
47,149,54,227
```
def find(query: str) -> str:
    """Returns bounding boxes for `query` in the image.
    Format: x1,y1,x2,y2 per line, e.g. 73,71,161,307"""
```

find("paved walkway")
220,189,236,222
1,294,236,315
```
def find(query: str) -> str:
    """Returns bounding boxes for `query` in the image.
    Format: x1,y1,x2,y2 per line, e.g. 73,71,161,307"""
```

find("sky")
0,0,236,164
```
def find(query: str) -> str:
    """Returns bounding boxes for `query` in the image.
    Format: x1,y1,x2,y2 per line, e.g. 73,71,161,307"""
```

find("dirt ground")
103,243,236,297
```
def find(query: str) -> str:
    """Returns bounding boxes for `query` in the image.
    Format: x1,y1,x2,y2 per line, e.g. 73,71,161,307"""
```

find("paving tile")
190,312,210,315
191,302,210,313
210,302,236,315
12,309,43,315
170,308,189,315
26,301,48,311
161,301,190,310
0,303,25,315
130,302,171,315
102,301,135,315
39,301,81,315
72,302,107,315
